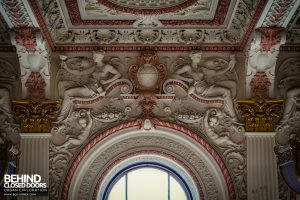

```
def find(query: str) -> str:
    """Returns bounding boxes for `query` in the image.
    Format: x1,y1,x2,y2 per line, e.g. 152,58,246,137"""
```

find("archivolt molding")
62,121,235,200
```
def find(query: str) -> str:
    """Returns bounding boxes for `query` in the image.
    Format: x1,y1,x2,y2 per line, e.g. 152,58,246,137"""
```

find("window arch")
103,163,192,200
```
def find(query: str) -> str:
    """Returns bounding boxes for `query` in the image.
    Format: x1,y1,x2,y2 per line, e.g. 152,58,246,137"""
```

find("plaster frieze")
50,51,247,199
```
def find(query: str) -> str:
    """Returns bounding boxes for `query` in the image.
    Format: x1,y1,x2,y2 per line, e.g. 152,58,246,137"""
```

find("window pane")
170,176,188,200
108,176,125,200
128,168,168,200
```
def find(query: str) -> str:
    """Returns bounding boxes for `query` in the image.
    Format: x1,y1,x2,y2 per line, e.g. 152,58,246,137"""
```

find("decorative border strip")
53,45,240,52
92,150,205,200
61,119,236,200
27,0,267,52
239,0,267,49
65,0,229,26
73,96,104,105
190,93,224,104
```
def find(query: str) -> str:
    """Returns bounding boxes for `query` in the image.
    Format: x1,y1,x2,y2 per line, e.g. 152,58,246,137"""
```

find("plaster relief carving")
57,51,123,121
51,109,92,148
246,29,286,98
11,29,51,100
50,51,246,200
275,58,300,167
171,51,238,120
204,108,244,149
276,58,300,121
37,0,256,47
133,16,162,28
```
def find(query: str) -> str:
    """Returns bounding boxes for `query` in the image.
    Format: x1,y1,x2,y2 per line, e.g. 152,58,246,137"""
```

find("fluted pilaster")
18,133,50,200
246,132,279,200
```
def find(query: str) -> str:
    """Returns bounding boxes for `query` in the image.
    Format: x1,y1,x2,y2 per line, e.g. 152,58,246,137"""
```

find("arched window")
104,163,191,200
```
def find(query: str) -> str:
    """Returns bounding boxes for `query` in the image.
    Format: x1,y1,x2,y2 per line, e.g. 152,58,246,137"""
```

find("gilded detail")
236,99,284,132
12,100,61,133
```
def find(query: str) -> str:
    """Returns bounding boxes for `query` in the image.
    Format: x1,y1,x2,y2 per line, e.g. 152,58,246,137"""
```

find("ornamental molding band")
11,100,61,133
50,51,247,199
61,121,236,200
22,0,269,51
0,0,35,28
259,0,300,28
236,99,284,132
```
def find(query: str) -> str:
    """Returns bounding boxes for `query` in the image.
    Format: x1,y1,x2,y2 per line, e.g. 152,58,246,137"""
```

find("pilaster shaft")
247,132,279,200
18,133,50,200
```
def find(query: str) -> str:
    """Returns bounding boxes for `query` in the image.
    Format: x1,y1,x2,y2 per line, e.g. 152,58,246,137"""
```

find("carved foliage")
12,27,39,51
25,72,46,101
237,99,284,132
12,100,61,133
258,27,284,51
250,71,271,99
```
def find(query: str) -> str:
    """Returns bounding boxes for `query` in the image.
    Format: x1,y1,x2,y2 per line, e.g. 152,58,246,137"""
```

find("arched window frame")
103,162,193,200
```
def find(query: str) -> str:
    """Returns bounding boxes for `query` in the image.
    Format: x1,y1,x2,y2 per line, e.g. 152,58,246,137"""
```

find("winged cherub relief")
57,51,121,121
173,51,238,120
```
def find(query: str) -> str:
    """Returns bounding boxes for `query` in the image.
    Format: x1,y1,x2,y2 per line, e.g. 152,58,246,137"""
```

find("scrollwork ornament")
91,30,117,44
135,29,161,44
178,30,204,44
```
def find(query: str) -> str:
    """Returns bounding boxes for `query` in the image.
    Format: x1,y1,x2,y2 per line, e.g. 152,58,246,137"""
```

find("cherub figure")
57,51,121,121
173,52,237,120
204,109,241,148
52,110,92,148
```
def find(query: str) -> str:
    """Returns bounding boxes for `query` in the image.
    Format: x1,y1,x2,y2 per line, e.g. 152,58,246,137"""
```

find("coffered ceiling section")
27,0,267,51
73,0,217,22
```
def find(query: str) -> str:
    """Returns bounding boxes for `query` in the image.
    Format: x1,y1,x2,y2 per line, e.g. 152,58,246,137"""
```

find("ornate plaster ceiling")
22,0,268,51
1,0,300,52
78,0,216,20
